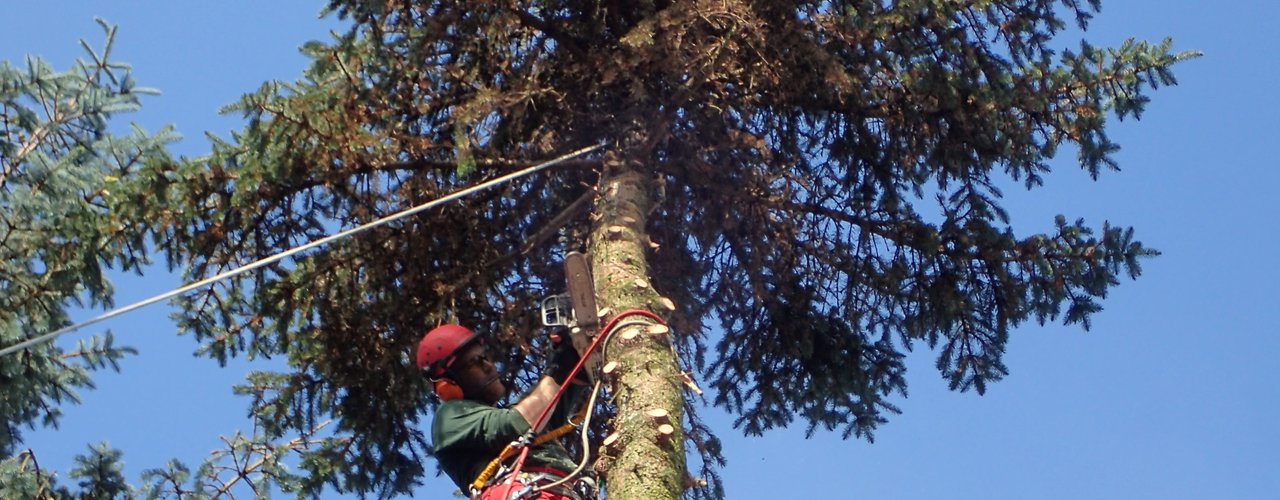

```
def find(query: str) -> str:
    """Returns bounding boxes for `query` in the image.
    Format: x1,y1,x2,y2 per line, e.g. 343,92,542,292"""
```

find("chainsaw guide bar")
564,251,603,382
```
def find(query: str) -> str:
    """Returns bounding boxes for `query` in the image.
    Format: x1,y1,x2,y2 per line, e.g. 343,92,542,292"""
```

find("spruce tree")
0,20,175,498
126,1,1196,498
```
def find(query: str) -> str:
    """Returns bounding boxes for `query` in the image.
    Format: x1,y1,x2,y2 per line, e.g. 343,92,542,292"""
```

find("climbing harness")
470,393,594,492
470,308,668,500
0,144,604,358
471,380,601,499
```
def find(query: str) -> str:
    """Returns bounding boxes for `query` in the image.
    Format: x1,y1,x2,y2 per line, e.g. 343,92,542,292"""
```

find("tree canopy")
1,2,1195,499
0,19,174,498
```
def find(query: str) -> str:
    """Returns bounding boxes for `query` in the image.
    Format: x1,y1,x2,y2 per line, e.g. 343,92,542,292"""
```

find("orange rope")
470,402,591,491
471,310,667,495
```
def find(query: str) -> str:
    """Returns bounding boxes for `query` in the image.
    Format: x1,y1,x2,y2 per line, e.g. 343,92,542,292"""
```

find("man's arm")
512,376,562,432
514,332,586,431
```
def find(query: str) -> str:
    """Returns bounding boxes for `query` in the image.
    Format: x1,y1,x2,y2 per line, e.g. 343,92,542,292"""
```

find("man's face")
450,342,506,404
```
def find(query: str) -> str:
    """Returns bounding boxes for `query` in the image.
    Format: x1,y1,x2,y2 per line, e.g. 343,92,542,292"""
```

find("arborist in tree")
418,324,596,500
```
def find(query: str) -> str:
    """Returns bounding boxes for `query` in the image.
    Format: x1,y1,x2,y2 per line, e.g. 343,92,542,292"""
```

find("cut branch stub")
603,432,622,450
656,423,676,441
680,372,703,395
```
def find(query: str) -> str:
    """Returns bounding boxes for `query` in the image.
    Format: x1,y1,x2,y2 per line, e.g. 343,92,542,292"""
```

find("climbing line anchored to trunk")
0,143,605,358
471,309,667,497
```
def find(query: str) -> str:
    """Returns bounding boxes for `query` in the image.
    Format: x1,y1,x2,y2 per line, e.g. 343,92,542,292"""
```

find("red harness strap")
479,467,583,500
492,310,665,500
480,484,574,500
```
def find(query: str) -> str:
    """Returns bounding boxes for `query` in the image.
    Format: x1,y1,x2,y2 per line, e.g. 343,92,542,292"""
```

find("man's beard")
467,372,505,403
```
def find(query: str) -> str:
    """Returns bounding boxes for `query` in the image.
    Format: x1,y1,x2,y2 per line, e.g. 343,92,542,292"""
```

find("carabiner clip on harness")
471,309,667,499
470,403,590,496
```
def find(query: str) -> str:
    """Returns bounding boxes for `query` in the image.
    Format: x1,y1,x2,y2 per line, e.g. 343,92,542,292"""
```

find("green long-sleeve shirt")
431,395,582,491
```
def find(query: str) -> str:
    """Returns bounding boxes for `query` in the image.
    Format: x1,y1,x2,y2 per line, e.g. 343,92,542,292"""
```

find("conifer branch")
511,10,587,59
207,420,333,498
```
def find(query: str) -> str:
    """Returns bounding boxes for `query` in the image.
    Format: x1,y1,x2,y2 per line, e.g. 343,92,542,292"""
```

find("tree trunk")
588,159,684,499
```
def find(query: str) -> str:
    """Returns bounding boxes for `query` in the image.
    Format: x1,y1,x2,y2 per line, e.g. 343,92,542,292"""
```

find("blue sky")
3,2,1277,499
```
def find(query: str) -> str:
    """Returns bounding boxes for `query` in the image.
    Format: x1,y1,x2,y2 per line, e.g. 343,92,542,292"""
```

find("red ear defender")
434,378,464,402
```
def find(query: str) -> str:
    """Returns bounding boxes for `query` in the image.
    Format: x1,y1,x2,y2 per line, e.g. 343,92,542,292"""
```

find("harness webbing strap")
470,401,591,491
471,310,667,496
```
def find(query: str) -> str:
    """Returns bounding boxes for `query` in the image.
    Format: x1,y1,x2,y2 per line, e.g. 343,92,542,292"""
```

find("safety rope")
469,386,594,492
471,309,668,497
531,377,603,495
0,144,604,358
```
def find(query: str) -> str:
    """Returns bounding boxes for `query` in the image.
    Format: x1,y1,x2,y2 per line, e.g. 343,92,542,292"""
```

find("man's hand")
514,334,583,429
546,333,584,385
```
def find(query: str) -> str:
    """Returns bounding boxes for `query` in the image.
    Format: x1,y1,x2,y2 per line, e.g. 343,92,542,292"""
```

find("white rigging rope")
0,143,604,357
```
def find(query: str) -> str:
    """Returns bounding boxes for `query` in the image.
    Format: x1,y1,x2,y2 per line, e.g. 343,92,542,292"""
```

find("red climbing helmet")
416,324,482,377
